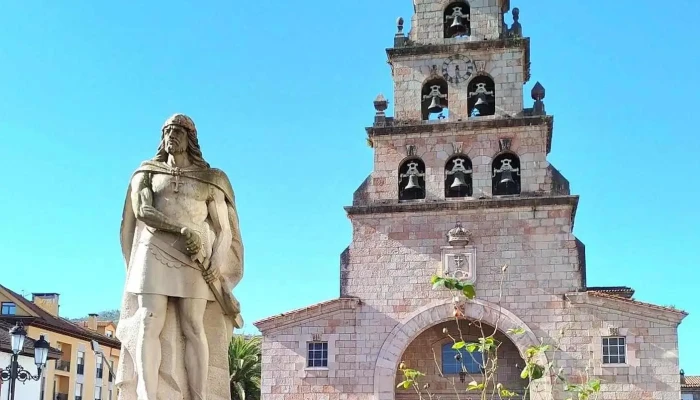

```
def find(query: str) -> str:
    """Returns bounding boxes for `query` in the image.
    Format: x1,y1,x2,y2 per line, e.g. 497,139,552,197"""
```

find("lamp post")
90,340,115,380
0,322,50,400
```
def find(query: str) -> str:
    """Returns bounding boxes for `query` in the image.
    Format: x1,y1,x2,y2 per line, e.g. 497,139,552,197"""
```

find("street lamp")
1,322,50,400
90,340,116,382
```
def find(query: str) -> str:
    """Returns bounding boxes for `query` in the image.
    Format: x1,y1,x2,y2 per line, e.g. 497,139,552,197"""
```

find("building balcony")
56,360,71,372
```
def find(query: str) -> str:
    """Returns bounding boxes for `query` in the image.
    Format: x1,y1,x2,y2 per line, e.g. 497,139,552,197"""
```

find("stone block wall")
342,204,582,316
391,47,525,120
408,0,504,44
259,293,684,400
559,294,684,400
357,122,555,204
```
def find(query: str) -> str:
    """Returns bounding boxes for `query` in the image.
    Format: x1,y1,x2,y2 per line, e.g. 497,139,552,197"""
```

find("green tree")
228,334,262,400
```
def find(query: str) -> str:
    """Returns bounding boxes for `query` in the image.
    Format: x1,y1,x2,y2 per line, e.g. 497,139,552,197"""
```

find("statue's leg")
135,294,168,400
179,298,209,400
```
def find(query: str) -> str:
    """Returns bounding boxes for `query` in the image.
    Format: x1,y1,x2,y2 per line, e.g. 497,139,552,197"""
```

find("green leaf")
452,341,466,350
467,381,484,391
590,380,601,392
430,275,441,285
462,285,476,299
444,279,456,290
507,327,526,335
466,343,478,353
396,380,412,389
520,366,529,379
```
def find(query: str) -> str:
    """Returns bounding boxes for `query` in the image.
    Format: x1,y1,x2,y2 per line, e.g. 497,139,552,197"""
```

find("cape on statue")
115,160,244,400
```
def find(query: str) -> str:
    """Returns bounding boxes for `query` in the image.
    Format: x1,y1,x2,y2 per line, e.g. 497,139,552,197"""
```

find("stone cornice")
346,195,578,221
367,115,554,154
386,37,531,83
254,297,361,333
566,292,688,326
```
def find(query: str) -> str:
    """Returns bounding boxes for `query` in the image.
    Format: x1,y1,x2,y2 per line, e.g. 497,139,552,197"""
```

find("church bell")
448,15,467,36
474,95,489,115
449,170,470,196
404,174,423,192
427,96,444,114
498,169,516,189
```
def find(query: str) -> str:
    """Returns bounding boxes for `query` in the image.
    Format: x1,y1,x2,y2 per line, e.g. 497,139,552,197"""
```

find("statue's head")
153,113,210,168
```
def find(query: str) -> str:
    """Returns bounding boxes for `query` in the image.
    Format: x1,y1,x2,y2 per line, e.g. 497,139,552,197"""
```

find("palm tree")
228,334,262,400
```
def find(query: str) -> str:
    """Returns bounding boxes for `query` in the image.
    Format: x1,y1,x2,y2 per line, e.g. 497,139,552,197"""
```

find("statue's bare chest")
151,173,210,202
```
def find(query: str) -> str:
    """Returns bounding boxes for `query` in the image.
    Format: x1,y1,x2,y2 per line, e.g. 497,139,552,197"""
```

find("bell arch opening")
421,78,449,121
396,319,528,400
492,152,521,196
468,75,496,117
444,2,471,38
398,157,426,201
445,154,473,198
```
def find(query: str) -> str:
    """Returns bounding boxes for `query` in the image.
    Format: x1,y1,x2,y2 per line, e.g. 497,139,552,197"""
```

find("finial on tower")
531,82,546,115
374,94,389,126
395,17,407,47
508,7,522,37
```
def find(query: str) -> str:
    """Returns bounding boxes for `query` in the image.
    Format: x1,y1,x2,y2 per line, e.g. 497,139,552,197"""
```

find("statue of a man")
115,114,244,400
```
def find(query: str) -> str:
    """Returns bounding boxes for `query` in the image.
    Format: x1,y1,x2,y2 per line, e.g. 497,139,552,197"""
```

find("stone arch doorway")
372,299,553,400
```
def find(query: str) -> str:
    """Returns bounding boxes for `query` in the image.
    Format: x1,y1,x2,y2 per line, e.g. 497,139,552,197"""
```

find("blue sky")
1,0,698,372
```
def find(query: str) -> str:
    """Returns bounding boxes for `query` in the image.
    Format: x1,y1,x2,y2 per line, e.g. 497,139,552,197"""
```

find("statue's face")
163,124,188,155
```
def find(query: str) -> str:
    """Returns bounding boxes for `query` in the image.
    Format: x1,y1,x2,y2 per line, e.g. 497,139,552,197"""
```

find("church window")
445,155,473,198
602,337,626,364
307,341,328,368
398,158,426,201
444,2,471,38
421,78,449,121
468,76,496,117
492,153,521,196
1,302,16,315
442,342,483,374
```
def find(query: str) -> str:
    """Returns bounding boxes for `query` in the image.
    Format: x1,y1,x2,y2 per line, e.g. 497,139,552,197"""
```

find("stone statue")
115,114,244,400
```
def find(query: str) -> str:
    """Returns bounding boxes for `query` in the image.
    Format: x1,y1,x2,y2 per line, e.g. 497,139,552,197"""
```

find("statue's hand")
140,204,160,219
202,264,221,284
180,227,202,255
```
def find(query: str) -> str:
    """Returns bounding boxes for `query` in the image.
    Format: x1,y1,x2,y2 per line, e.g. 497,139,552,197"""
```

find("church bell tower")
352,0,569,213
344,0,580,298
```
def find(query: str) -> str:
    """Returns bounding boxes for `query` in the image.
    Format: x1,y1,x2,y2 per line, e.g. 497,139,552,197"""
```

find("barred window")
602,337,626,364
307,341,328,368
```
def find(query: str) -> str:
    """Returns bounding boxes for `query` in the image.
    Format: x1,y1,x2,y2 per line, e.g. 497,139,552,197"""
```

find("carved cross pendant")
171,168,182,193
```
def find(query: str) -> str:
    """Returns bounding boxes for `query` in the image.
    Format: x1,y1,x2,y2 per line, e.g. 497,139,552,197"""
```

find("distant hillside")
70,309,120,323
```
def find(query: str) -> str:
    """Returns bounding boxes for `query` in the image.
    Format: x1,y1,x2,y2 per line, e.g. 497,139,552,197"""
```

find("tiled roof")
586,286,635,299
254,297,361,332
0,320,62,359
682,375,700,388
0,285,121,349
586,290,688,316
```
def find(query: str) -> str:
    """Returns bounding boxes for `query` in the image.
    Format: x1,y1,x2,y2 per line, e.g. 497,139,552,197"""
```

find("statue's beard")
166,138,187,155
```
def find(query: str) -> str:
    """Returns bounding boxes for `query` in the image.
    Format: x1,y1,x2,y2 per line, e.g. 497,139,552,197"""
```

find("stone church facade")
255,1,688,399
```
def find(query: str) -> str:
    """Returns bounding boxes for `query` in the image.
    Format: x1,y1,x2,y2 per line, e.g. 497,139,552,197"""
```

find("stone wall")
342,204,583,312
391,46,525,121
408,0,505,44
259,292,684,400
359,121,555,204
